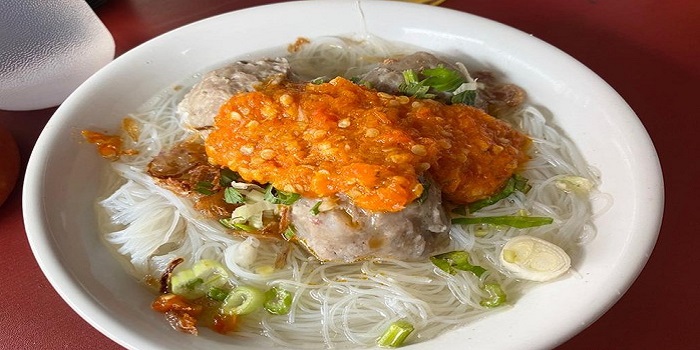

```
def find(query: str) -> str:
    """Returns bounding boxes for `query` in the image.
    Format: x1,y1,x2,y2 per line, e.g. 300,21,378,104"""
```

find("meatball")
290,177,450,263
177,58,290,134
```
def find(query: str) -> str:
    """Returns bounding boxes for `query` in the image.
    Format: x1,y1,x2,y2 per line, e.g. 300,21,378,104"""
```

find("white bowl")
23,1,663,349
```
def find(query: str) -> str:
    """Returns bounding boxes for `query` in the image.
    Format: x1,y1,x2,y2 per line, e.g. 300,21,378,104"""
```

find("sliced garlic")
499,235,571,282
232,236,260,268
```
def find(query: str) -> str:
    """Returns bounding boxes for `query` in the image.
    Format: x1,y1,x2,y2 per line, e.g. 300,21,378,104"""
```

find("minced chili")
205,77,529,212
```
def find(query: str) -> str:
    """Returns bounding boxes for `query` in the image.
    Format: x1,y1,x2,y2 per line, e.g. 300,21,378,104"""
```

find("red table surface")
1,0,697,349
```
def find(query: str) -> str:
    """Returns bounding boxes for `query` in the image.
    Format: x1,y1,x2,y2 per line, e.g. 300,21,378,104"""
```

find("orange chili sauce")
205,77,529,212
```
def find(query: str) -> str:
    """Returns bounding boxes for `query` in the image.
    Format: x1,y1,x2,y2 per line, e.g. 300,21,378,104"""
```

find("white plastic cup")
0,0,115,111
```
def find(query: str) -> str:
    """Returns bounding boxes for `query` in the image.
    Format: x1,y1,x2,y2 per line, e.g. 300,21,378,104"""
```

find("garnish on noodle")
85,35,602,348
205,77,529,212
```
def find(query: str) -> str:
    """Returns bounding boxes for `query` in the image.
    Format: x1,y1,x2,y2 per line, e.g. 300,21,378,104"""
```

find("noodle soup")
89,36,601,348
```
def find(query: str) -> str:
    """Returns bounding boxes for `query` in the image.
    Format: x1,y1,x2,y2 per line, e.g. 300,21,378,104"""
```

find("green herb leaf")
398,66,478,106
223,187,245,204
194,181,215,195
430,251,487,277
219,168,240,187
451,215,554,229
421,65,465,92
349,76,372,89
451,89,477,105
263,184,300,205
398,70,434,99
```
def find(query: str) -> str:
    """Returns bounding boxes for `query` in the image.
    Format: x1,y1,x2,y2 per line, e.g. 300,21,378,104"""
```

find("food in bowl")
84,36,600,348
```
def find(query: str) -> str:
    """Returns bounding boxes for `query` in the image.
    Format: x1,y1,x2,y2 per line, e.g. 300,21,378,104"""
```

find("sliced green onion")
377,320,414,348
233,222,256,232
513,174,532,193
219,168,240,187
500,235,571,281
194,181,216,195
467,179,513,212
221,286,265,315
207,287,229,302
263,184,300,205
310,201,322,215
191,259,229,288
480,283,507,308
468,175,530,212
219,218,257,232
223,187,245,204
430,251,487,277
264,287,293,315
452,215,553,229
170,259,230,299
235,223,256,232
171,269,204,299
219,218,236,229
283,225,296,241
310,77,327,85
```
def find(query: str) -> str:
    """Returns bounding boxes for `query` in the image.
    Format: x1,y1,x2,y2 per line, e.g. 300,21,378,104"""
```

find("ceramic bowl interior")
23,1,663,349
